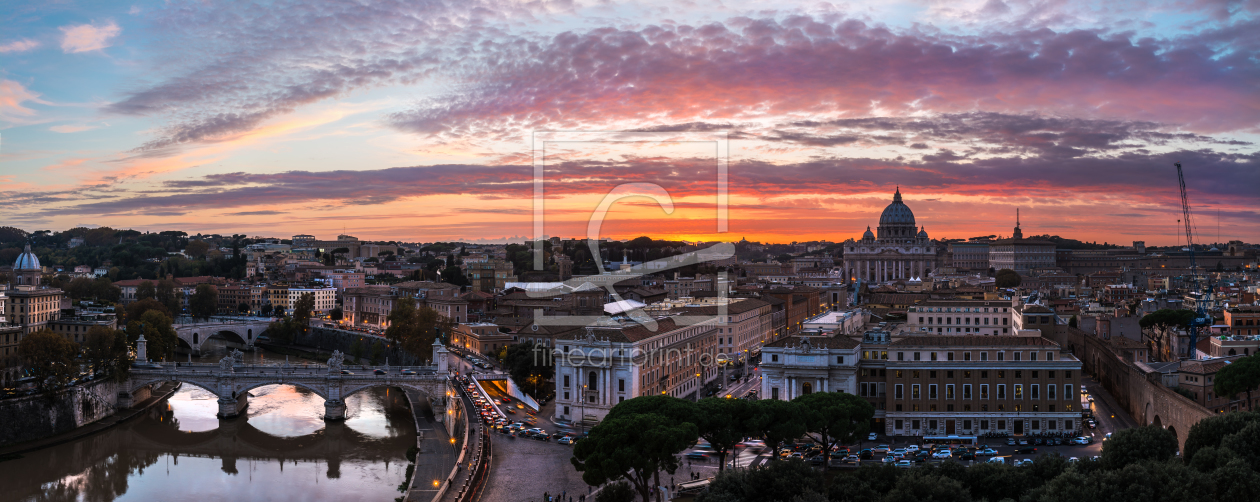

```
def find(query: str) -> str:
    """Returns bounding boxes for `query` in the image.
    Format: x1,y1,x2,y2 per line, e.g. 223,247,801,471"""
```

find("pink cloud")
60,21,121,53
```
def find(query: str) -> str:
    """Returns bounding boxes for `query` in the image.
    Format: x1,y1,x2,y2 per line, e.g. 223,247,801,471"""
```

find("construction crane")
1175,162,1209,359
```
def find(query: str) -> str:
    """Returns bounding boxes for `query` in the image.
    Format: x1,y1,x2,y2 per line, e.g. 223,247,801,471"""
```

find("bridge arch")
237,380,329,401
1151,414,1163,428
128,377,222,400
341,381,445,402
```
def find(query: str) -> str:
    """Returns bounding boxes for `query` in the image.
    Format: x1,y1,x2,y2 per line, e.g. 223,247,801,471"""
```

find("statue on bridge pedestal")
230,349,244,364
219,354,235,372
328,350,345,373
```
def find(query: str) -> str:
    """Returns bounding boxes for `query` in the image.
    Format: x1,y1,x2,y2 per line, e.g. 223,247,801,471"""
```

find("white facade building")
843,188,937,283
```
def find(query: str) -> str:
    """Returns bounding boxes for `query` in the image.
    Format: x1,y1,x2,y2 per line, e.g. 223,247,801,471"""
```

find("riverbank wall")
0,379,120,448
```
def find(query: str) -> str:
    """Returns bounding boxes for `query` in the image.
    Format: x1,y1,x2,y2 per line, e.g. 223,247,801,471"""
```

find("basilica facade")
842,188,936,283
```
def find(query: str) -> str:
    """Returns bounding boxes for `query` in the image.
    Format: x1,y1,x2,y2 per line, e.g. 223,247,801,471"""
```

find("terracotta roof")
1180,359,1229,374
866,293,930,305
555,317,703,343
889,335,1061,348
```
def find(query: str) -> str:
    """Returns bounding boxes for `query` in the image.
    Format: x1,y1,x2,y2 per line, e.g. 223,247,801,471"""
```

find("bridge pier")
324,399,347,420
217,393,249,419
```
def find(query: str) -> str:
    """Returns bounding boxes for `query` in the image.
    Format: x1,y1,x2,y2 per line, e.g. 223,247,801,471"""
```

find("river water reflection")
6,343,418,502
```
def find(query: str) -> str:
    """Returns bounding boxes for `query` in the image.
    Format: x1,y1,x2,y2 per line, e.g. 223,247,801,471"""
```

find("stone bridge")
173,317,274,355
126,342,454,421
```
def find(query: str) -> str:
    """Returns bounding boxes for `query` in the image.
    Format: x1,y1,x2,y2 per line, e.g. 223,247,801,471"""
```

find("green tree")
885,472,971,502
1183,411,1260,463
604,394,699,423
1101,425,1179,469
127,310,178,362
349,338,365,363
793,392,875,468
1219,421,1260,471
124,298,172,326
594,482,636,502
503,341,555,397
93,277,121,303
697,458,823,502
184,240,210,259
1139,309,1196,359
137,280,156,301
995,268,1022,288
292,292,315,340
749,399,807,462
572,413,696,502
261,303,274,317
189,284,218,319
1214,355,1260,411
440,265,469,287
385,299,453,362
155,278,181,315
696,397,755,472
370,341,385,365
18,330,80,391
329,307,344,321
1069,315,1078,328
83,326,132,382
238,302,251,314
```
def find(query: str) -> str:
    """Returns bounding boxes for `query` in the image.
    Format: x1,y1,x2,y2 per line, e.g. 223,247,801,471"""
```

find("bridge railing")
130,362,442,374
174,316,276,325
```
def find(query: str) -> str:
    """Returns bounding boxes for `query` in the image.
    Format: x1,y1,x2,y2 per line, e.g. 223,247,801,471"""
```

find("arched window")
248,329,253,340
589,371,598,391
1229,348,1237,356
802,382,813,395
193,333,199,344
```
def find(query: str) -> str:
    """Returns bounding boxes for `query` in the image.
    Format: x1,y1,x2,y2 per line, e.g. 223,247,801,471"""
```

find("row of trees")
573,392,875,502
18,326,133,391
687,413,1260,502
384,298,453,363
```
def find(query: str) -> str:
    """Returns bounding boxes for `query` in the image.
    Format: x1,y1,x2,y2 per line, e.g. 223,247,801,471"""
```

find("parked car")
868,432,878,441
896,459,912,469
1007,438,1017,446
1016,447,1037,454
1014,459,1030,467
1073,437,1092,445
1018,438,1029,445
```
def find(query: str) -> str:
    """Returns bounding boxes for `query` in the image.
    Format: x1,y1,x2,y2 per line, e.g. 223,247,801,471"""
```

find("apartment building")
287,286,338,315
343,285,395,327
651,297,774,360
552,316,719,423
884,336,1083,437
906,299,1013,335
47,313,118,344
1225,306,1260,337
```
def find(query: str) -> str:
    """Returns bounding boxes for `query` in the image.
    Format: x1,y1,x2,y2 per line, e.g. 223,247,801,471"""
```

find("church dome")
14,243,40,270
879,188,916,227
862,226,875,240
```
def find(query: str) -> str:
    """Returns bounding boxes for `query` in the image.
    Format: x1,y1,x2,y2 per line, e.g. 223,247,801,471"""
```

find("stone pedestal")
217,394,248,418
324,399,347,420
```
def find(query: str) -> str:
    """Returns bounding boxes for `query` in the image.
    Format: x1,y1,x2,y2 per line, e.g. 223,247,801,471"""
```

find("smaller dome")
862,226,875,240
14,243,40,270
918,227,928,238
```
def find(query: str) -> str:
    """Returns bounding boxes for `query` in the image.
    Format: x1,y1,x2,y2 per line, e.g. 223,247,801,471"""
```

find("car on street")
1073,437,1092,445
874,445,890,454
844,455,860,464
373,369,387,375
558,436,575,445
882,455,896,464
340,370,353,375
1016,447,1037,454
859,449,873,459
892,448,907,458
979,448,998,456
932,451,952,459
1018,438,1029,445
1104,433,1113,441
1007,438,1016,446
1068,457,1080,463
401,369,417,375
958,451,976,461
987,456,1006,464
1014,459,1031,467
896,459,912,469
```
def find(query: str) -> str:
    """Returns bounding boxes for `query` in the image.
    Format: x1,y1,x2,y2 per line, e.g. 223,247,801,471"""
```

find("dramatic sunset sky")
1,0,1256,244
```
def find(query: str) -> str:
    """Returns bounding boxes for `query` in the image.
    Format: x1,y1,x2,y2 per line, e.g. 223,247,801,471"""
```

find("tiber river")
6,342,418,502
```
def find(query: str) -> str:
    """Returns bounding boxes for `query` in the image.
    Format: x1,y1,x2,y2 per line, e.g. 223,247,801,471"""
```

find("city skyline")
2,0,1257,244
